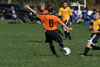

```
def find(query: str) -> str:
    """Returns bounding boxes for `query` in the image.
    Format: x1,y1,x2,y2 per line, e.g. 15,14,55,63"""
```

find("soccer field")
0,20,100,67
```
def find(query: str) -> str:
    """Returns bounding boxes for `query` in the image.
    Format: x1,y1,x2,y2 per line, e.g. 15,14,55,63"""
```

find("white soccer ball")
64,47,71,55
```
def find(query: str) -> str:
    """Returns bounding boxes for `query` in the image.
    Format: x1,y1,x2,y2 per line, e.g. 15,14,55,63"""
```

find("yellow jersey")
59,7,72,21
92,19,100,33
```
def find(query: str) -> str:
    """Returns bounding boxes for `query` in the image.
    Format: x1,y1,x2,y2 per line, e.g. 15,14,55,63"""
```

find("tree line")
0,0,100,9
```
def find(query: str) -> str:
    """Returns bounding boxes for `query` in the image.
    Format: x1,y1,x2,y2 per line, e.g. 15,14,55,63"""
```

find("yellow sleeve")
59,8,62,16
68,8,72,16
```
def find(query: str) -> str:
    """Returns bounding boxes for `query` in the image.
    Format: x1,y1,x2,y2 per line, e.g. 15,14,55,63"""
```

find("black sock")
59,43,64,48
92,45,100,50
83,47,90,55
67,32,72,39
64,31,68,38
50,45,57,55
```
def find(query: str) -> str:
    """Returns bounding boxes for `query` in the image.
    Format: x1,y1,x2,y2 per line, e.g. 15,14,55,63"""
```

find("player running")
59,1,72,40
82,11,100,56
25,4,72,57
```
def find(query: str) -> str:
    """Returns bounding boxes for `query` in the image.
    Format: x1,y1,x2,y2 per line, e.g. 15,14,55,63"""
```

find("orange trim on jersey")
39,10,48,14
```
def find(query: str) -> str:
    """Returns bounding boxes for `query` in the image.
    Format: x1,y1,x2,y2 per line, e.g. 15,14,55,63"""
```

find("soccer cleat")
53,54,59,57
59,47,66,54
65,37,72,40
69,37,72,40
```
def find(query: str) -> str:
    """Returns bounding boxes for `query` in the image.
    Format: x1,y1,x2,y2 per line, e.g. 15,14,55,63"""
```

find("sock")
67,32,72,39
83,47,90,55
92,45,100,50
64,31,68,38
50,45,57,55
59,42,64,48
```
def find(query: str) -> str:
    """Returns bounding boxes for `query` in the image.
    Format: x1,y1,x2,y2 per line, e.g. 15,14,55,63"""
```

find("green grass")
0,20,100,67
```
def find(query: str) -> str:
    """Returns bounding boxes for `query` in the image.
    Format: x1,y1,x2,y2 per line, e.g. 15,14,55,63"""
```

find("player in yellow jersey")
82,11,100,56
59,1,72,40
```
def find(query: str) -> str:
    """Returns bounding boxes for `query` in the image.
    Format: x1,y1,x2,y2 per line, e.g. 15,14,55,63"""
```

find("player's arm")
25,5,37,14
62,24,72,31
57,17,72,31
25,5,44,21
58,8,62,16
69,8,73,22
58,8,62,19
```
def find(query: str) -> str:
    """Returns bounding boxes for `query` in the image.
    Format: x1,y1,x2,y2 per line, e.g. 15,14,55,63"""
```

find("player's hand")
91,20,94,23
25,5,30,8
68,27,73,31
70,22,72,25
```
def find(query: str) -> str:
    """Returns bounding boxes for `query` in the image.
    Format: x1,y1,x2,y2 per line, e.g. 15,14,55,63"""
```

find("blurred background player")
59,1,72,40
89,8,97,30
25,4,72,57
9,6,28,24
39,3,48,14
82,11,100,56
37,3,48,24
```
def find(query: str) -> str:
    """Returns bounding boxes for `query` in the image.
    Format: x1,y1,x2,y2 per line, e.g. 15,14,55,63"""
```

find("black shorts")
45,30,63,43
88,33,100,45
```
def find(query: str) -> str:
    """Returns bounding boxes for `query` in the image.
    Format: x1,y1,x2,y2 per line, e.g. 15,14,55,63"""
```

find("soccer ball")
64,47,71,55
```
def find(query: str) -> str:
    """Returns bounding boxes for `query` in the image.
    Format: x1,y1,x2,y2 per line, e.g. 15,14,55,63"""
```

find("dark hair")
64,0,67,3
96,11,100,15
93,8,97,11
47,4,54,13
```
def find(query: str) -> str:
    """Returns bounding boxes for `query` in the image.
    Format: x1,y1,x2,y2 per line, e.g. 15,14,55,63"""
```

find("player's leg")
66,20,72,40
82,42,92,56
18,15,27,23
91,34,100,50
54,30,66,53
58,42,66,53
63,20,72,40
66,30,72,40
63,26,68,38
45,31,58,56
63,20,68,39
49,42,58,56
92,45,100,50
64,27,72,40
57,30,64,36
82,34,100,56
82,34,95,56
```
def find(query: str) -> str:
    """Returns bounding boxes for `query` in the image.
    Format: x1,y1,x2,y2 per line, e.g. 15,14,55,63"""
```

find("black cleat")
53,54,59,57
59,47,66,54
